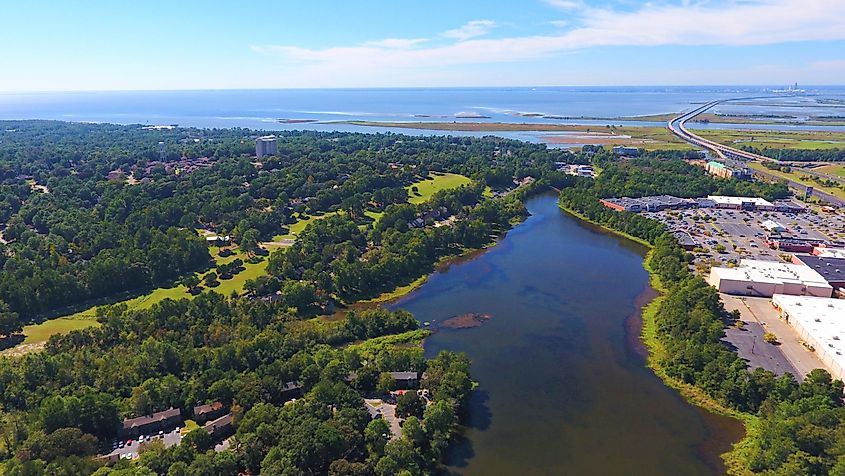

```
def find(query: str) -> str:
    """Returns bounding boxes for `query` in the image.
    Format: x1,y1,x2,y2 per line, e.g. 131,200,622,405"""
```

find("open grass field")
693,129,845,151
748,162,845,201
69,249,269,318
275,211,338,241
17,316,101,346
816,164,845,177
406,172,472,204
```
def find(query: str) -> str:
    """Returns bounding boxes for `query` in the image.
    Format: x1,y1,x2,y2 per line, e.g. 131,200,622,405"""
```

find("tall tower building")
255,135,277,159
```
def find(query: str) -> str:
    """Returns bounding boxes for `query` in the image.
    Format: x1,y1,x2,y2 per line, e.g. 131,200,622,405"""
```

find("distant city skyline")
2,0,844,92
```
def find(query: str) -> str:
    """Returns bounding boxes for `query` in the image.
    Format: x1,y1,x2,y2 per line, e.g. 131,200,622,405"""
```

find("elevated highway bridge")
667,98,844,208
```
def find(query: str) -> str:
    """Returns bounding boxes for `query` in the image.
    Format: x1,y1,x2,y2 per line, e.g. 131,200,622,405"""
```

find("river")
389,193,743,475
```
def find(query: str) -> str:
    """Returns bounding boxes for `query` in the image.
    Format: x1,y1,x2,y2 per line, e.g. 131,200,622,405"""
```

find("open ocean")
1,86,844,143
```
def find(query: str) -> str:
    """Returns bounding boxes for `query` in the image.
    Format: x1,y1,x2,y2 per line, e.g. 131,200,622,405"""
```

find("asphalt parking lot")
644,205,845,274
721,294,825,379
103,427,182,461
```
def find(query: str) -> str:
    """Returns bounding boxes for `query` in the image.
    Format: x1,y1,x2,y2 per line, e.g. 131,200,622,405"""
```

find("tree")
240,228,261,255
364,419,390,459
203,272,219,288
395,391,424,419
181,428,212,452
374,456,399,476
180,274,200,294
376,373,395,395
401,416,426,448
0,300,21,338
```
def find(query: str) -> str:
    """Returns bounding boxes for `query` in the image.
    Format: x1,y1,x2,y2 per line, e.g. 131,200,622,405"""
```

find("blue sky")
1,0,843,91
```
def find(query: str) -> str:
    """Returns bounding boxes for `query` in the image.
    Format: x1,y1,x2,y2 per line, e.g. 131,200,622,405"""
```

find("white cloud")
549,20,570,28
363,38,428,49
543,0,586,10
252,0,845,86
441,20,497,41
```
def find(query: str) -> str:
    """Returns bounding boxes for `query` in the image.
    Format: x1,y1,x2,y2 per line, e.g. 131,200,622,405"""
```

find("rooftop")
711,259,831,288
772,294,845,377
793,256,845,283
389,371,418,380
193,402,223,415
122,408,181,430
707,196,775,207
816,248,845,259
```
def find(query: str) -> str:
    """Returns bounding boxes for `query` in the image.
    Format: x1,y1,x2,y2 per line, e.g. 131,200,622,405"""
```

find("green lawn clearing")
406,173,472,204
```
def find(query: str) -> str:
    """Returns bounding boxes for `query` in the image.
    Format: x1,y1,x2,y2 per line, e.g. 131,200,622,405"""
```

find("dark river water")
389,193,743,475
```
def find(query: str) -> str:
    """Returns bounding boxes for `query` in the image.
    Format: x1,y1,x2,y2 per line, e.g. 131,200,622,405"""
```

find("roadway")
667,99,845,208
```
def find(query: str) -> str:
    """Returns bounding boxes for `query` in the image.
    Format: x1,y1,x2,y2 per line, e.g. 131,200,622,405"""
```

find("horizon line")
1,84,844,95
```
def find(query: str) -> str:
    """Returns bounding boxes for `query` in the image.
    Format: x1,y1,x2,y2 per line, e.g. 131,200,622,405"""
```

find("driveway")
365,398,402,439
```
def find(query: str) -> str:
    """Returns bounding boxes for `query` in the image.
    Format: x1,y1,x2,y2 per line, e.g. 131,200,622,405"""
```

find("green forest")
0,120,574,475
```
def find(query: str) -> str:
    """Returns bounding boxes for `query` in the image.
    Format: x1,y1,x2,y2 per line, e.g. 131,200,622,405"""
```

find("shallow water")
390,193,743,475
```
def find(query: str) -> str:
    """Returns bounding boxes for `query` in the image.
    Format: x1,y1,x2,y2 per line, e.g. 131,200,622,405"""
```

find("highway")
667,99,845,208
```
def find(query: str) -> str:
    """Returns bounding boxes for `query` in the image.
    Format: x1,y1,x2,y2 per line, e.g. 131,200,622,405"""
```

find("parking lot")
644,205,845,274
721,294,825,379
102,427,182,461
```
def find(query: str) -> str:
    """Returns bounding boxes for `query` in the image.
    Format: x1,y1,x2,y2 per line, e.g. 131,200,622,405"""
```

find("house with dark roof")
121,408,182,438
280,381,304,401
203,413,234,440
389,371,419,389
193,402,226,424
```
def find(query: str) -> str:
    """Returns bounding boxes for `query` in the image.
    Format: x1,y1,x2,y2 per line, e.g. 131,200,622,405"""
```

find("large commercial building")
708,259,833,297
814,247,845,259
704,161,752,181
599,195,696,212
707,195,775,211
791,255,845,289
771,294,845,381
255,135,277,159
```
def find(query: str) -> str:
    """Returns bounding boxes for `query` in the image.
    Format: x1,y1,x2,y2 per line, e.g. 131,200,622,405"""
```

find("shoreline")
357,233,509,308
557,201,755,475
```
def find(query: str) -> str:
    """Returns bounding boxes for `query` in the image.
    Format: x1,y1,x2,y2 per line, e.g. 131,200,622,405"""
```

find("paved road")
750,167,845,208
667,98,845,208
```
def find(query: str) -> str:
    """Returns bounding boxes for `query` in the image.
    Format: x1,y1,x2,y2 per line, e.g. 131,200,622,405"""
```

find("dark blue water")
389,194,743,475
1,87,844,143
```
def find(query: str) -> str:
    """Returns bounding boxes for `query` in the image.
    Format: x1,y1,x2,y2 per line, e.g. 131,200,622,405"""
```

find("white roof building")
708,259,833,297
707,196,775,209
762,219,788,233
772,294,845,381
815,248,845,259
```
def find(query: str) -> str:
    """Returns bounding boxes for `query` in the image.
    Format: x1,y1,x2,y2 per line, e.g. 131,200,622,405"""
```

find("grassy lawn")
694,129,845,151
60,248,269,324
748,162,845,200
406,173,472,204
18,316,101,345
275,211,338,240
816,164,845,177
180,420,199,436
